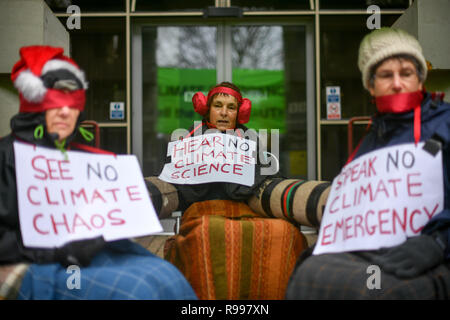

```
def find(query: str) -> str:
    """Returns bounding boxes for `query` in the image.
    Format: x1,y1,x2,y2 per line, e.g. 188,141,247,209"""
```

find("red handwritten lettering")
33,213,49,235
27,186,40,205
233,164,243,175
392,208,407,234
72,213,92,232
45,187,59,205
91,189,107,204
378,209,390,234
108,209,126,226
50,213,71,235
424,203,439,219
126,185,142,201
105,188,120,202
90,214,106,229
409,209,423,233
407,172,422,197
321,223,333,245
329,196,340,214
365,210,376,235
31,155,48,180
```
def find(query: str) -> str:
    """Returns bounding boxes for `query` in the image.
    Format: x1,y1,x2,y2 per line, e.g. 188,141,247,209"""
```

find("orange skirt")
164,199,308,300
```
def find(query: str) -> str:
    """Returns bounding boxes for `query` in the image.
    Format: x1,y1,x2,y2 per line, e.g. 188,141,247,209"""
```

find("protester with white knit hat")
286,27,450,299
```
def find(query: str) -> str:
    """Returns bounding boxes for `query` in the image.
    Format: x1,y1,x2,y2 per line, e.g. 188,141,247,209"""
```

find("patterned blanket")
165,200,308,300
286,249,450,299
2,240,197,300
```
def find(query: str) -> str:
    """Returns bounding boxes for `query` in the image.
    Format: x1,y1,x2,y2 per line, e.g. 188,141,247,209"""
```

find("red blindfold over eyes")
19,89,85,113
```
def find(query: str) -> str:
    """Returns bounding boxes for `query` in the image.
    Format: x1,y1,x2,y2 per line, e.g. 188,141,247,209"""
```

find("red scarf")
375,90,423,145
346,90,424,165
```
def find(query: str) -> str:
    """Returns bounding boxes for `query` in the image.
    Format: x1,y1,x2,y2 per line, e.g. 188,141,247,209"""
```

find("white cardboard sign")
159,133,256,187
13,141,163,248
313,142,444,255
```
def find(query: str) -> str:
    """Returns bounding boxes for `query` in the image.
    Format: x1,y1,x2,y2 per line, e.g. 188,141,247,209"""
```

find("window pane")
319,0,409,10
100,127,127,154
321,124,367,181
45,0,125,13
320,14,401,120
72,125,126,154
232,0,310,11
141,26,217,176
135,0,213,12
232,25,309,179
60,17,126,123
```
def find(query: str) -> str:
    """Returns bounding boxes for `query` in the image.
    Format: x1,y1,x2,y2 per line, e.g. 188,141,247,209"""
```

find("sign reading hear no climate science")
159,133,256,187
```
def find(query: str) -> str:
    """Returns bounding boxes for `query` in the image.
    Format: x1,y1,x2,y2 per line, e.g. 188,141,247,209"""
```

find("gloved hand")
372,234,445,279
55,236,106,267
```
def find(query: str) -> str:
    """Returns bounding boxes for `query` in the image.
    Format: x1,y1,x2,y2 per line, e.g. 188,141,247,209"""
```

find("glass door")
133,25,218,177
229,24,315,179
132,20,315,179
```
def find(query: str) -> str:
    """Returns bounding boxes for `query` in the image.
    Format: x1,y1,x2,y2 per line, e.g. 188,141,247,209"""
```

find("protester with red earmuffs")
171,81,270,211
191,82,251,132
158,81,307,300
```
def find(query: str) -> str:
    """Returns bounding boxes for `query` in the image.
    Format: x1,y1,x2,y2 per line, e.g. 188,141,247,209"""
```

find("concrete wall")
0,0,69,136
393,0,450,101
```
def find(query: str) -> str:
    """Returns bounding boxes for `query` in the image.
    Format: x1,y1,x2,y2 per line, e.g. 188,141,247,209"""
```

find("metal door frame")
131,18,316,179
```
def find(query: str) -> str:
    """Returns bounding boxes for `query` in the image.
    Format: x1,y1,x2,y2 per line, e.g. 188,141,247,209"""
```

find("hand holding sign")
14,141,163,248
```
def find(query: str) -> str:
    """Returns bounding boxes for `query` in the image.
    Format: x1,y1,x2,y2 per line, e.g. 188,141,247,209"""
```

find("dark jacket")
170,121,276,211
0,111,105,265
354,92,450,259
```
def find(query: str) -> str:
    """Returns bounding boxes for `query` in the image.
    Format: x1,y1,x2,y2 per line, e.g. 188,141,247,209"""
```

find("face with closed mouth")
208,93,238,131
45,106,80,142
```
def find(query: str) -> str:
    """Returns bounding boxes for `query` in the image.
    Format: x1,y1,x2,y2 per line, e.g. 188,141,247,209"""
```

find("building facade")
10,0,417,181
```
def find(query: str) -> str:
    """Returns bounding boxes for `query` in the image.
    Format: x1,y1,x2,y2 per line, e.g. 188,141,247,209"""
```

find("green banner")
156,67,285,134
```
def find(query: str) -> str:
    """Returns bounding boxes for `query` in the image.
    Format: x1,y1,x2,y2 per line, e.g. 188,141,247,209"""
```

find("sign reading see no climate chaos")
13,141,162,248
313,141,444,255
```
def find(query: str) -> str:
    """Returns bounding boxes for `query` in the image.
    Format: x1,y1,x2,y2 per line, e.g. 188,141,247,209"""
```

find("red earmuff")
237,98,251,124
192,92,209,116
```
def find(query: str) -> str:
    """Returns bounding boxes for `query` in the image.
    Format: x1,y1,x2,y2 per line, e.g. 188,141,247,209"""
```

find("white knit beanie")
358,27,427,90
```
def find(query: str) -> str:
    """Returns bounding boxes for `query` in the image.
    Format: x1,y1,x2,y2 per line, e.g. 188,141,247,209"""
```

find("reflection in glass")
321,124,367,181
59,17,126,123
320,15,401,119
232,25,308,179
100,127,127,154
73,126,127,154
142,26,217,176
319,14,401,181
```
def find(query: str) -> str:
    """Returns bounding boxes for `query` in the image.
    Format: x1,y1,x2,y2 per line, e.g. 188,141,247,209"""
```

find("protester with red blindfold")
10,45,89,151
0,46,196,300
286,28,450,299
